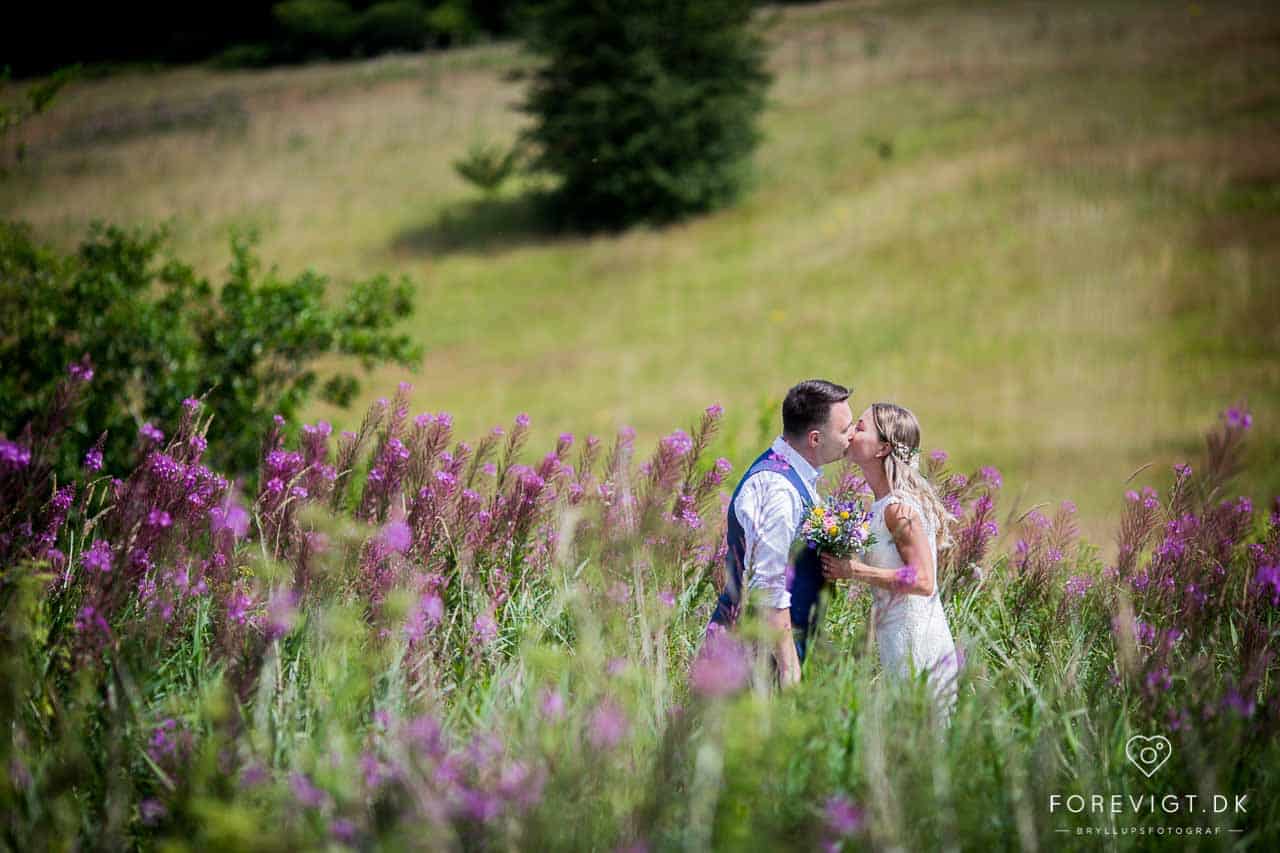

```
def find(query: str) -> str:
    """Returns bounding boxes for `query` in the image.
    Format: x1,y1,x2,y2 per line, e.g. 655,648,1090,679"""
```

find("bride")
820,403,960,716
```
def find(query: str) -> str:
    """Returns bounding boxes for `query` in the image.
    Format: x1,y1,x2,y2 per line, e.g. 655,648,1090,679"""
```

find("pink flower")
226,589,254,625
473,609,498,646
894,564,917,589
139,798,167,826
587,698,628,749
690,625,750,698
380,519,412,554
824,794,864,836
607,581,632,605
210,500,250,539
67,358,94,382
290,772,330,809
82,539,113,573
539,688,566,721
0,439,32,470
265,588,299,640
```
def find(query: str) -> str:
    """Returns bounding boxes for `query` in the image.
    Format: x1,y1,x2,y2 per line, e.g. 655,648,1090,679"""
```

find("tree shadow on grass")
390,192,572,257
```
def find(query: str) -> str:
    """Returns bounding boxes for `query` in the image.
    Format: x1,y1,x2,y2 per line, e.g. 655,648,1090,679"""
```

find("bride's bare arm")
819,503,935,596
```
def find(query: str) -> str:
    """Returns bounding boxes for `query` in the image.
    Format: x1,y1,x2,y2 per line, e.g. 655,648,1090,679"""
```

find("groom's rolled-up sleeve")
734,473,804,611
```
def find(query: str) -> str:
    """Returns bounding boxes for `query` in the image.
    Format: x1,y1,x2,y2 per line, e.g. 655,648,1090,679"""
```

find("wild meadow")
3,0,1280,849
1,365,1277,850
2,0,1278,540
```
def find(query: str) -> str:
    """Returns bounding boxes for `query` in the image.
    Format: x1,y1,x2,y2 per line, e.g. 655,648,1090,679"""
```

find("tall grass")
2,365,1276,849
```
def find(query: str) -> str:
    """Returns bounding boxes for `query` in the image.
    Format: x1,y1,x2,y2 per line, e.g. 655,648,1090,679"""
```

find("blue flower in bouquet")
799,497,877,558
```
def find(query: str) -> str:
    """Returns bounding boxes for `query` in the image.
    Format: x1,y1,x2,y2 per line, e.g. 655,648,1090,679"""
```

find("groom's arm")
763,607,802,687
736,475,804,686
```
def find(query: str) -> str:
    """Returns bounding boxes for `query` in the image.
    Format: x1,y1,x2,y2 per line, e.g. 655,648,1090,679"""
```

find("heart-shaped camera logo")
1125,735,1172,778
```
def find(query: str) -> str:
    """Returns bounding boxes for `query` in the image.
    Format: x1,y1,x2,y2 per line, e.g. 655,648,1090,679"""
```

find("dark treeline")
2,0,525,78
4,0,820,79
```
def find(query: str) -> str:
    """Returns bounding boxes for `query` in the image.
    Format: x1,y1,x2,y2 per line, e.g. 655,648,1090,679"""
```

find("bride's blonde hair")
871,403,956,546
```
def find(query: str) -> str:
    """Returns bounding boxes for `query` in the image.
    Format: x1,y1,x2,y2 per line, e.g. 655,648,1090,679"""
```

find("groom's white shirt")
735,436,821,611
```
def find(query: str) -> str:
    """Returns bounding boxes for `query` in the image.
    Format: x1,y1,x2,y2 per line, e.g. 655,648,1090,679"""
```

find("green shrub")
357,1,433,53
453,139,521,195
519,0,771,229
0,221,422,480
274,0,361,58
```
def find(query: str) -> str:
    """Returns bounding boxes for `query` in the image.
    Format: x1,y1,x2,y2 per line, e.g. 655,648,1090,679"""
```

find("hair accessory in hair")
891,440,919,465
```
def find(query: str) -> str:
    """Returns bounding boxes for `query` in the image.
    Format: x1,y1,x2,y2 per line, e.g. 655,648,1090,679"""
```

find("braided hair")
870,402,956,547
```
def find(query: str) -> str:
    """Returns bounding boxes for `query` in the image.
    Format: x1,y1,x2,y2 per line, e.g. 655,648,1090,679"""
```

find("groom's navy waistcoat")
708,447,827,662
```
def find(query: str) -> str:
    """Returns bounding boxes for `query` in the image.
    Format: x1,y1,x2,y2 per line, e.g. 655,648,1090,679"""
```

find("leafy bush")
357,1,434,53
270,0,481,62
519,0,771,229
453,139,521,195
273,0,362,58
0,65,78,173
0,221,421,480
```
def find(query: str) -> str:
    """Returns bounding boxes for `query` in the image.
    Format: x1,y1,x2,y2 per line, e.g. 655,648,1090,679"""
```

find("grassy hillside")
4,0,1278,541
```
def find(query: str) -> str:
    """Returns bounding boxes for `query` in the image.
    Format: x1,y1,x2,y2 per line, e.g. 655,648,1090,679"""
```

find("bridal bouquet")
799,497,877,558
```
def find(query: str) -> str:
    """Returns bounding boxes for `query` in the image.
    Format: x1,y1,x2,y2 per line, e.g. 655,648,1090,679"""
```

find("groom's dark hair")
782,379,850,438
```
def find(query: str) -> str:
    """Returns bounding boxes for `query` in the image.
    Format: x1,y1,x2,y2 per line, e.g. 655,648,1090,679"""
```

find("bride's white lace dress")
864,492,959,715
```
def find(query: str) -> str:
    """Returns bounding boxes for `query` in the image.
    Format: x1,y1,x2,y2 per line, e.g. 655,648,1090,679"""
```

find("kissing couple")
707,379,960,713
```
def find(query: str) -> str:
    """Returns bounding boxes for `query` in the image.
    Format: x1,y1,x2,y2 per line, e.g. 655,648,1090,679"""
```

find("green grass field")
4,0,1278,542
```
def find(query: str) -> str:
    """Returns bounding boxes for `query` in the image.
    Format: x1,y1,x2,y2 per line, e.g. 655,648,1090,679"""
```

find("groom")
709,379,854,685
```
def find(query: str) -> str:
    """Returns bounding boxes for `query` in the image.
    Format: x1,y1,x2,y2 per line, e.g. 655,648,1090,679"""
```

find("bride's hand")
821,553,855,581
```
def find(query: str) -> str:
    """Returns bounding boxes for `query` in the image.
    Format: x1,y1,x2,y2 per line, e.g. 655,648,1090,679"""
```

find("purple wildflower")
290,772,330,809
690,626,750,698
1224,407,1253,431
539,688,566,721
824,794,864,836
895,564,918,589
139,798,167,826
67,358,94,382
1223,687,1256,718
473,609,498,646
82,539,113,573
265,588,299,640
1064,575,1093,599
0,438,32,471
209,500,250,540
380,519,412,554
330,818,357,845
226,589,253,625
587,698,629,749
1253,562,1280,606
